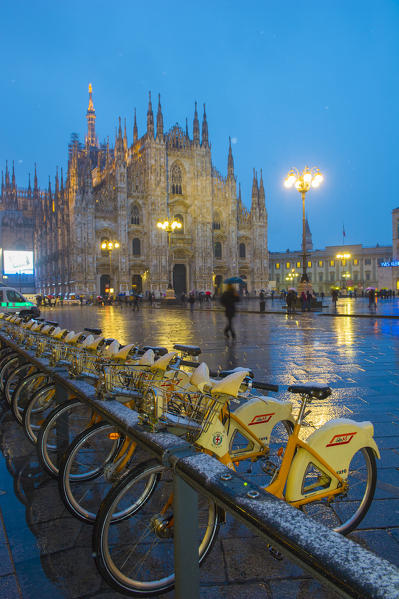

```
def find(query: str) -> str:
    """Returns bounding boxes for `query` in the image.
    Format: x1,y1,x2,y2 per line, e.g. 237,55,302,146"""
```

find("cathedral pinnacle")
12,161,16,189
85,83,97,148
227,136,234,178
193,101,200,144
133,108,138,143
251,168,259,217
5,161,9,187
34,163,38,191
123,118,128,151
147,91,154,138
156,93,164,140
201,103,208,147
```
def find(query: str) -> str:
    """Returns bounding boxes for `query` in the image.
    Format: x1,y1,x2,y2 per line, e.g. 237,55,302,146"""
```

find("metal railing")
1,332,399,599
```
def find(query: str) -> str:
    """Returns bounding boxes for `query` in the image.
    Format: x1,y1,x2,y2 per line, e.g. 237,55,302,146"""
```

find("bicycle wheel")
0,354,23,393
300,447,377,534
37,399,95,478
5,363,38,408
59,422,131,523
93,459,220,596
22,383,56,442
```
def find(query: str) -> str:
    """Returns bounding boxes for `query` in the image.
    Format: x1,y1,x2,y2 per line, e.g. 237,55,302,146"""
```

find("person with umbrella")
221,279,241,340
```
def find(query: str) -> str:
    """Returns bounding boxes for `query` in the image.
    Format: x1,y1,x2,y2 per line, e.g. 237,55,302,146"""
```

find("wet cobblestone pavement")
0,303,398,598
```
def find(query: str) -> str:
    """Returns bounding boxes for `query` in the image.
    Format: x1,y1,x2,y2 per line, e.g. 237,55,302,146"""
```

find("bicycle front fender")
285,418,380,503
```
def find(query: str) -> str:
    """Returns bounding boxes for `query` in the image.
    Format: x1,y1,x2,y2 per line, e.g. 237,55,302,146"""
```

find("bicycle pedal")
267,543,283,561
261,460,277,476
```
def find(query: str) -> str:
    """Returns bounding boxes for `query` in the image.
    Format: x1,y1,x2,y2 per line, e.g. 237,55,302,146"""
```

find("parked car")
0,285,40,317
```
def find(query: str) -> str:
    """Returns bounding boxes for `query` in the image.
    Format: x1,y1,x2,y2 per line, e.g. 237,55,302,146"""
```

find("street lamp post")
156,219,182,288
284,167,324,286
100,240,120,294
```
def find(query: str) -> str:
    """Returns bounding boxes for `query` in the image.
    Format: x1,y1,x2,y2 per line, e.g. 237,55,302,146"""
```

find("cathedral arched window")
214,242,222,259
213,211,221,230
174,214,184,233
131,204,140,225
171,163,182,195
132,238,141,257
239,243,246,258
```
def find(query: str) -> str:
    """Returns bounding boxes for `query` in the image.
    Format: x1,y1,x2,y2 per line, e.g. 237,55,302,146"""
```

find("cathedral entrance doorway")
173,264,187,297
100,274,110,296
132,274,142,294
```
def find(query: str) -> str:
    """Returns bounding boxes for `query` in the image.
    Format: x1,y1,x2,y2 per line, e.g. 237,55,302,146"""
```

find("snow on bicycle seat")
173,344,201,356
210,370,250,398
52,328,68,339
112,343,137,361
104,340,120,357
190,362,211,391
82,334,95,347
288,383,332,399
142,346,168,356
138,348,155,366
219,367,254,379
150,351,178,371
84,335,105,351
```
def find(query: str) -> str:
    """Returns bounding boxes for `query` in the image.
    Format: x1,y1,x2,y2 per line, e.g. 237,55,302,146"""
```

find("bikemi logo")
248,413,275,426
326,432,357,447
212,433,223,447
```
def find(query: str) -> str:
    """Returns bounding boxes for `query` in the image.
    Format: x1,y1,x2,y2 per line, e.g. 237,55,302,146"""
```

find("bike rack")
1,332,399,599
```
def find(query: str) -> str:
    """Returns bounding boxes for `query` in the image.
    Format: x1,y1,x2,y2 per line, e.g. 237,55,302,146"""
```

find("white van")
0,286,39,316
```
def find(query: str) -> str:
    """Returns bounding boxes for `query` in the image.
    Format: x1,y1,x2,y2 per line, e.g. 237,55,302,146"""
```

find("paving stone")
269,578,340,599
0,574,20,599
200,581,271,598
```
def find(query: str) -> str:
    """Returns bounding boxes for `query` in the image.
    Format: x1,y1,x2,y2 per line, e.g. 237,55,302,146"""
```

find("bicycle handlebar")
252,380,279,392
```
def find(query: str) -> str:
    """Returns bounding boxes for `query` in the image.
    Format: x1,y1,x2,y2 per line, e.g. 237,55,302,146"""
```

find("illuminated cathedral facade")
34,86,269,297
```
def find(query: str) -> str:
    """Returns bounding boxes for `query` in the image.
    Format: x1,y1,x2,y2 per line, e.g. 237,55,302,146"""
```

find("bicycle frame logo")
213,433,223,446
248,413,275,426
326,432,357,447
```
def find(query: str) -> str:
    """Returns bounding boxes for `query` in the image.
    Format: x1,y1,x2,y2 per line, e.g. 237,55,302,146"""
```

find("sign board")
3,251,34,275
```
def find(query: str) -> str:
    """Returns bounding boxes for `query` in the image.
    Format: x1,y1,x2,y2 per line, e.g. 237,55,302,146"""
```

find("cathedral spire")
55,166,59,196
60,167,64,193
97,149,102,170
123,117,128,151
28,172,31,193
227,136,234,178
156,93,164,140
193,101,200,144
185,118,189,138
12,160,16,189
106,137,110,167
238,182,242,203
1,171,4,196
251,168,259,217
133,108,138,143
5,161,9,187
201,103,208,147
85,83,97,148
147,91,154,138
258,168,265,212
34,163,38,191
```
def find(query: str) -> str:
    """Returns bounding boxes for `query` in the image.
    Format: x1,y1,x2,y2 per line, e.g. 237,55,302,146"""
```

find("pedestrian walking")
331,289,339,310
368,288,376,311
259,290,266,313
220,284,240,340
188,292,195,311
286,290,296,314
132,294,139,311
306,290,312,311
300,291,307,312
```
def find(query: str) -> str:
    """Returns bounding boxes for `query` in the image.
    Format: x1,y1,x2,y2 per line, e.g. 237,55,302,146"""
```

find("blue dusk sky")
0,0,398,252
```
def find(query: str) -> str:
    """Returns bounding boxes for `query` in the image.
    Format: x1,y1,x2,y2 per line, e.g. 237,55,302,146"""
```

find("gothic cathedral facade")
34,86,269,296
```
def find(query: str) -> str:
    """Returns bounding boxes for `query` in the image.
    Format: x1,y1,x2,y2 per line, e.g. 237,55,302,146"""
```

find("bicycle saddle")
288,383,332,400
173,344,201,356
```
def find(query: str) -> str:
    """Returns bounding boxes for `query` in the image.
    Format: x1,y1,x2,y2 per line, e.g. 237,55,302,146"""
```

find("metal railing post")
173,473,200,599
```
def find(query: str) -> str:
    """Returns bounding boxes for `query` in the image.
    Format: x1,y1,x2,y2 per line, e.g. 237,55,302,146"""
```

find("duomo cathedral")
33,86,269,296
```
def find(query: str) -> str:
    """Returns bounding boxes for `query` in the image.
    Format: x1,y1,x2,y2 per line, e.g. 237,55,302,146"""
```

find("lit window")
307,261,312,268
286,262,290,269
318,260,323,267
342,259,346,266
353,259,358,265
330,260,334,267
275,263,280,270
296,261,301,268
